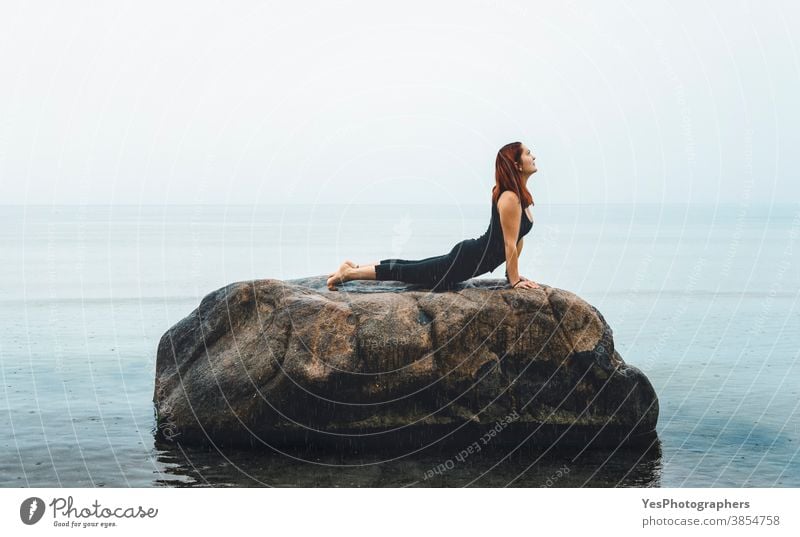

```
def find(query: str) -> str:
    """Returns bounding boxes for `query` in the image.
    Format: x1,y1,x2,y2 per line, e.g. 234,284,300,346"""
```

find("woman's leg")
374,254,458,288
327,260,378,290
327,248,467,291
328,255,443,289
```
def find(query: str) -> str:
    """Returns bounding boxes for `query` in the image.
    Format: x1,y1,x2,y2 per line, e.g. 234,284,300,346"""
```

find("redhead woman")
326,142,541,292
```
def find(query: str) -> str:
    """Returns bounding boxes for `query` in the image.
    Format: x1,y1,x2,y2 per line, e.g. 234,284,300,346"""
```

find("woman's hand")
510,277,540,290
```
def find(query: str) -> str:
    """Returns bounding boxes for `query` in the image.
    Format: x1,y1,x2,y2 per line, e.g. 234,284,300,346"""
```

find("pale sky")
1,0,797,205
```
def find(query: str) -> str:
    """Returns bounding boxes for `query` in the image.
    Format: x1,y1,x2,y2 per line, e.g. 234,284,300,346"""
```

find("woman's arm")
497,191,522,285
516,238,528,281
505,238,526,282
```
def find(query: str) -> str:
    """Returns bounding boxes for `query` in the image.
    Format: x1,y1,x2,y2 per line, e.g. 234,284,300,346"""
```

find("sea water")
1,202,798,487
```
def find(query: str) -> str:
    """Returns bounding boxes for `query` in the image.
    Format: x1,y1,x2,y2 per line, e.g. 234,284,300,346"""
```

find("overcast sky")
1,0,797,205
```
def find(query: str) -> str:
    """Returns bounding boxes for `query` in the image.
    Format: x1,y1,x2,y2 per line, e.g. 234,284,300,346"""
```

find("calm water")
1,202,799,487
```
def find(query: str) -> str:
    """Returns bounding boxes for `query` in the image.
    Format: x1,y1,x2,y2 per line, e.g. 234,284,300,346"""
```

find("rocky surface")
153,276,659,451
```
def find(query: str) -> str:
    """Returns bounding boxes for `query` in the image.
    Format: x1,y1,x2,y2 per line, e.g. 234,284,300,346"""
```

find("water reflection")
152,435,662,487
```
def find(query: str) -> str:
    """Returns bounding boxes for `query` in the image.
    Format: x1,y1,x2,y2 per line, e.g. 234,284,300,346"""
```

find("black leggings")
374,241,484,290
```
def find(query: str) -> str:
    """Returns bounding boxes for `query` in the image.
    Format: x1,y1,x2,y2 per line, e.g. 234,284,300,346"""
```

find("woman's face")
518,144,537,175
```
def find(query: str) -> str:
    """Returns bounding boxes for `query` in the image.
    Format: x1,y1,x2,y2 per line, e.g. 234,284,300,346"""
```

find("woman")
326,142,541,291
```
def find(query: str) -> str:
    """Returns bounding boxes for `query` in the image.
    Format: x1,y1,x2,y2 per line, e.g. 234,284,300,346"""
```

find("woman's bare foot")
327,260,356,278
327,261,354,290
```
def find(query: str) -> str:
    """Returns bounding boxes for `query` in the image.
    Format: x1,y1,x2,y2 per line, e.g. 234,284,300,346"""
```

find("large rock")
153,277,659,451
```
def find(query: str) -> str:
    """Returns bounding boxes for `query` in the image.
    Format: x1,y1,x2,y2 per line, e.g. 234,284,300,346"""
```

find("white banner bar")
2,488,798,536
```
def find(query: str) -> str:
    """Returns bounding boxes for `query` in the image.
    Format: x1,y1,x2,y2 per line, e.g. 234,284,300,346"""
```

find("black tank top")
473,196,533,273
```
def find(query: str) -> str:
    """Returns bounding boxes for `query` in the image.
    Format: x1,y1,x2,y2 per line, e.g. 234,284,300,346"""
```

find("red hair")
491,141,534,207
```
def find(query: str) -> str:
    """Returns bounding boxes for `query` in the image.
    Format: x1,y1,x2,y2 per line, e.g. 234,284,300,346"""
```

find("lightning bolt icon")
28,499,38,521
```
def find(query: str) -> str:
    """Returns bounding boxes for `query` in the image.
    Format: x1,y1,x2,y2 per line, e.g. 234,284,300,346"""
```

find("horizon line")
2,201,794,207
